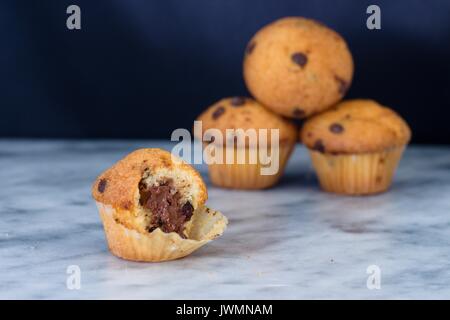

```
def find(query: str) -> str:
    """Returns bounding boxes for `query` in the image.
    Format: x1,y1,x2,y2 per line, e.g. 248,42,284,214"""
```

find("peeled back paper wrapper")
96,202,228,262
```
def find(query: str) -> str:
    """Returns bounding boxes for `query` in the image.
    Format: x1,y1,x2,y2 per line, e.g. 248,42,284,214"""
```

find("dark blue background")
1,0,449,143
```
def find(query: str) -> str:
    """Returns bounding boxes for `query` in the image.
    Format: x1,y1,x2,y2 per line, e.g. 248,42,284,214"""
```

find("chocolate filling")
139,179,193,237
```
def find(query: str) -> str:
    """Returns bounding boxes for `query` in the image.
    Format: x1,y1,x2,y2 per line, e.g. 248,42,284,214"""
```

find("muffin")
243,17,354,119
195,97,297,189
92,148,228,262
300,99,411,195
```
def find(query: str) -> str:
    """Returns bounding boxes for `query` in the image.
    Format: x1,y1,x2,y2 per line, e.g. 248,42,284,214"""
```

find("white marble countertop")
1,139,449,299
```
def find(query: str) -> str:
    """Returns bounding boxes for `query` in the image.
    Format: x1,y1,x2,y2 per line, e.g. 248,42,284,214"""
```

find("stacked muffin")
243,17,354,118
196,17,410,195
196,97,297,189
300,100,410,194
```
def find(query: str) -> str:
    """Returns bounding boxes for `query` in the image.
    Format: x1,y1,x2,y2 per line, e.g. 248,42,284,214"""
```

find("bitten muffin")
195,97,297,189
92,148,228,262
243,17,354,119
300,99,411,195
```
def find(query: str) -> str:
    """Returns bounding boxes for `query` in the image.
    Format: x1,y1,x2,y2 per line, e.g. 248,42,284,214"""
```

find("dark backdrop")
1,0,449,143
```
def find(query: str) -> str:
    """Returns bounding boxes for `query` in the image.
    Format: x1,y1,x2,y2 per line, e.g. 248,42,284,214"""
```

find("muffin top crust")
92,148,207,213
300,99,411,154
243,17,354,118
195,97,297,146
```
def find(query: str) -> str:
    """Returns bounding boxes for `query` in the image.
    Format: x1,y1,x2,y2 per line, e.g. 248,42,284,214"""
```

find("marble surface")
1,139,450,299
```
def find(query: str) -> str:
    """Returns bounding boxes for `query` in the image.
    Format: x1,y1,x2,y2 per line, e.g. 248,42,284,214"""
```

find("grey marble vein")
0,139,449,299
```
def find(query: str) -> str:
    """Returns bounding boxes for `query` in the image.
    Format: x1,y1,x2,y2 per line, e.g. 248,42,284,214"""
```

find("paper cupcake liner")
205,143,294,189
308,146,406,195
96,202,228,262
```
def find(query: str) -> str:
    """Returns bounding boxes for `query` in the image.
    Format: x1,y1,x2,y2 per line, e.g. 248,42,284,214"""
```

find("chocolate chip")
246,41,256,55
329,123,344,134
230,97,246,106
292,108,306,118
313,139,325,153
291,52,308,67
212,106,225,119
97,179,107,193
181,202,194,219
334,75,349,95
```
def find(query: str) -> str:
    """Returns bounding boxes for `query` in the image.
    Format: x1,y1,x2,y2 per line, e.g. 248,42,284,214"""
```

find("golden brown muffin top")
92,148,207,212
243,17,354,118
195,97,297,146
300,99,411,154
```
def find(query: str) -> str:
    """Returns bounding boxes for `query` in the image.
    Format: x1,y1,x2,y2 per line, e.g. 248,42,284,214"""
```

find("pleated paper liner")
205,143,294,189
96,202,228,262
308,146,406,195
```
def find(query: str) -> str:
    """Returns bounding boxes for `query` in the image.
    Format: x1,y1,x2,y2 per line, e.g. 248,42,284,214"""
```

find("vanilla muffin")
300,99,411,195
243,17,354,118
196,97,297,189
92,148,227,262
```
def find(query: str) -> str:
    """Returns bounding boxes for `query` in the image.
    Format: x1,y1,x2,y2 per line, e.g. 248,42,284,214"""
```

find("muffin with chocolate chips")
92,148,228,262
196,97,297,189
243,17,354,119
300,99,411,195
